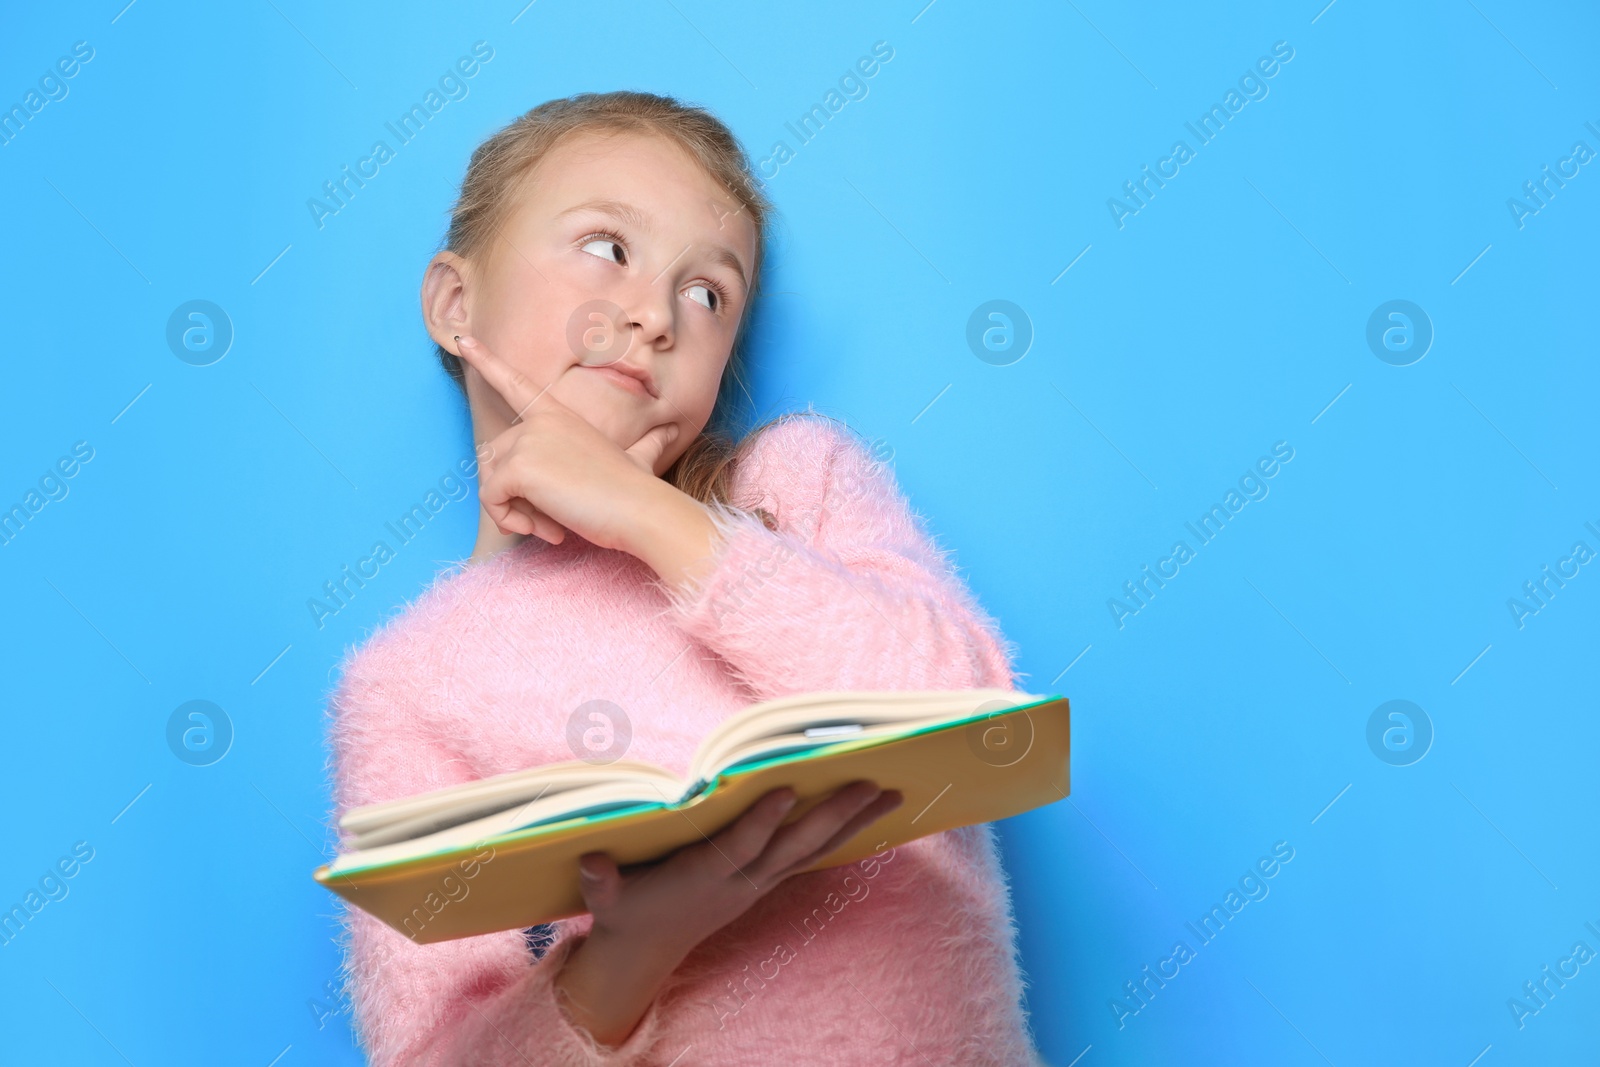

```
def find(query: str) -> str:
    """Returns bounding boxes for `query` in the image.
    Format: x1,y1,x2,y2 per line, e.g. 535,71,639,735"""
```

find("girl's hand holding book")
554,781,904,1048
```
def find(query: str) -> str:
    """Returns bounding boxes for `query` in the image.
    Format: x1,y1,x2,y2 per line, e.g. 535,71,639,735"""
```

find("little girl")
328,91,1039,1066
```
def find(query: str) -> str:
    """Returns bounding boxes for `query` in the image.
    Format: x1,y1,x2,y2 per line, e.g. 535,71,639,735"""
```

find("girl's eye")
580,236,626,266
686,284,718,312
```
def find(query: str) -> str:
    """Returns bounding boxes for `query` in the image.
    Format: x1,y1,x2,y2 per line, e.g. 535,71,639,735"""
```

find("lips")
585,361,658,398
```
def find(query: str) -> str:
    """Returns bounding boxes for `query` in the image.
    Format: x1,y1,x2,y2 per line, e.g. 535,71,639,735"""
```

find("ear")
421,251,472,354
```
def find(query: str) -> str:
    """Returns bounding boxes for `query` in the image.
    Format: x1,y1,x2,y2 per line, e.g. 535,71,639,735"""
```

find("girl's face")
425,129,759,474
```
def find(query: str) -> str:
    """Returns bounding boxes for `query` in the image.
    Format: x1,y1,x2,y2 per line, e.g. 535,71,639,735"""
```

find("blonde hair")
437,90,786,516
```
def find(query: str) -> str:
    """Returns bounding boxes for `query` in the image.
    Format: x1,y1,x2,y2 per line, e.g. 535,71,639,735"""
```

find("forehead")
515,128,757,257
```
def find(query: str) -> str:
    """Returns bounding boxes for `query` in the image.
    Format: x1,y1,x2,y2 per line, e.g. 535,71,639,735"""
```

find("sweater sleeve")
326,636,676,1067
655,415,1022,699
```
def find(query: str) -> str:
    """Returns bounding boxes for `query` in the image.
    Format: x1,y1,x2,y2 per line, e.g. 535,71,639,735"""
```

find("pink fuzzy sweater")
326,414,1039,1066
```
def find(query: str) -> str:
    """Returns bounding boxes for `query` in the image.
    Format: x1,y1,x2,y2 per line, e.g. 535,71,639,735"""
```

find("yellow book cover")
315,690,1069,944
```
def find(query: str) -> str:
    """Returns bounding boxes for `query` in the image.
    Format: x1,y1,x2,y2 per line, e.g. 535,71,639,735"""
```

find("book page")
689,689,1034,785
330,776,689,875
340,759,684,843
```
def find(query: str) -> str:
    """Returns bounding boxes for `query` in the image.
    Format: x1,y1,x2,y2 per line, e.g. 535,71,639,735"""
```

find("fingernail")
579,861,600,882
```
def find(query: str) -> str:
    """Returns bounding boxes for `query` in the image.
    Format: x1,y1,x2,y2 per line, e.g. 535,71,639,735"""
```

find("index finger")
454,334,551,422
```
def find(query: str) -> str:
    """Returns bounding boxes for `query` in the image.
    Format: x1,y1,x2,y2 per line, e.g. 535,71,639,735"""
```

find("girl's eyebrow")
555,198,654,233
705,245,750,296
557,197,749,295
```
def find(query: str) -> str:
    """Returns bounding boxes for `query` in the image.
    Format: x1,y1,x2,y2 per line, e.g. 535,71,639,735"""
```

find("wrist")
554,924,692,1047
614,473,678,558
586,920,694,975
620,477,723,594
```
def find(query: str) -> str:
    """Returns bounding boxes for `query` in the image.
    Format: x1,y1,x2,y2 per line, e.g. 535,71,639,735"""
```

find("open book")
315,689,1070,943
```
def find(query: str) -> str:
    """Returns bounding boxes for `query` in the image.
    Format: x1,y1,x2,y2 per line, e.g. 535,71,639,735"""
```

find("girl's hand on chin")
453,333,681,552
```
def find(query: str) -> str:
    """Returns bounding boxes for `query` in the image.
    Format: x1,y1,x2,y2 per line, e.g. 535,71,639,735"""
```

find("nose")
620,269,676,352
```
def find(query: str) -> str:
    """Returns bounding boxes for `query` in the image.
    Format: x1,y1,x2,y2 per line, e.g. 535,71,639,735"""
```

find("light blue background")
2,1,1595,1064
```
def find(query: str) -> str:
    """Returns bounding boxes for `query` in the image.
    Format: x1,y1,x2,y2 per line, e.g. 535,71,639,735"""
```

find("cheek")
478,302,570,385
499,335,572,393
674,355,731,425
474,256,577,370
